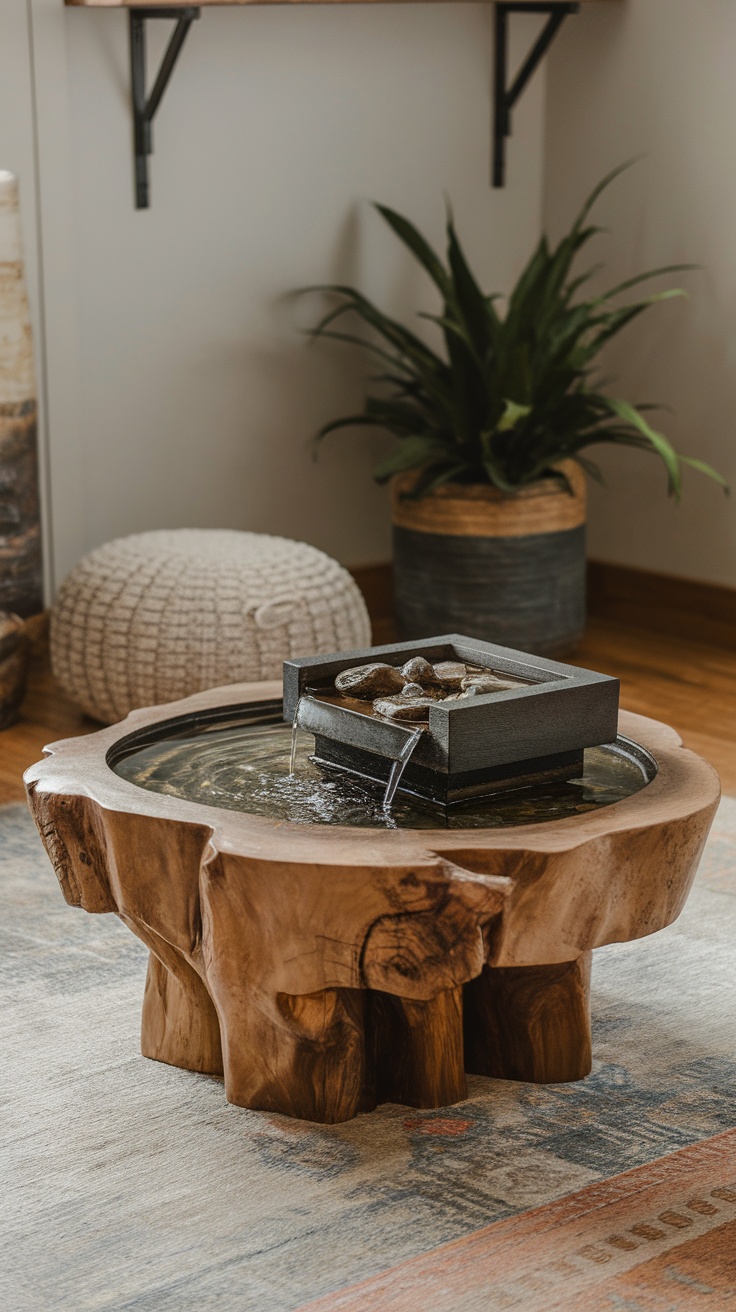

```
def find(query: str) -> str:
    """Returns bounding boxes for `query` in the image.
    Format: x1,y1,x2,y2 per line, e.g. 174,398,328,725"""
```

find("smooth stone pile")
333,657,522,722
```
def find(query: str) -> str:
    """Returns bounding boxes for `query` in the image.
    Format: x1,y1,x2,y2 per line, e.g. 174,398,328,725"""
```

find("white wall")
7,0,734,596
2,1,547,594
544,0,736,588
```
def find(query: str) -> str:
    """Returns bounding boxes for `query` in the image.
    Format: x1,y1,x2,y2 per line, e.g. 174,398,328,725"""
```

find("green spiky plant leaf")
304,166,728,501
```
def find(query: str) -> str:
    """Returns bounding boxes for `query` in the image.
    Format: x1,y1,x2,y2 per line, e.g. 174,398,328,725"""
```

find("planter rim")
392,459,586,539
394,459,583,503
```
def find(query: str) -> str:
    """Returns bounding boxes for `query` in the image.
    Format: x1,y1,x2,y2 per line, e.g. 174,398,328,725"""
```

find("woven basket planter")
391,460,587,655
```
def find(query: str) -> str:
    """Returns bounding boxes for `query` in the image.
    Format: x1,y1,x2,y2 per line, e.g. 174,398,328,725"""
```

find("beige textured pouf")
51,529,371,723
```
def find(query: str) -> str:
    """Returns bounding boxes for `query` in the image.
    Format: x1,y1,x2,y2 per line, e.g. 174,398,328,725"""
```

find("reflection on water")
113,717,653,831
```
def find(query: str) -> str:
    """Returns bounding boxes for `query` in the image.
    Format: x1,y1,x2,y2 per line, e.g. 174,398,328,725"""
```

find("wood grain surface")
24,682,718,1121
465,952,592,1083
588,558,736,650
370,987,467,1110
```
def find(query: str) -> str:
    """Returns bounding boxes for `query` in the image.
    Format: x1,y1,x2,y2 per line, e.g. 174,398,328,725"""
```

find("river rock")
335,662,405,699
399,682,426,699
373,695,435,722
0,610,28,730
461,674,522,694
400,656,435,687
432,661,467,690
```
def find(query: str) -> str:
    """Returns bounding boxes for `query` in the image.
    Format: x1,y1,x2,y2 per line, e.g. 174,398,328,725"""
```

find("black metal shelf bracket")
129,7,201,209
493,1,579,188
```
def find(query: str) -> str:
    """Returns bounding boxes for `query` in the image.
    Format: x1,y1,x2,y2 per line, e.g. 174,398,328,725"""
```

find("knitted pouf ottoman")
51,529,371,723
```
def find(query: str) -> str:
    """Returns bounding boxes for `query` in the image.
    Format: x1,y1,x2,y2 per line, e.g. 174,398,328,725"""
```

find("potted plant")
306,166,727,653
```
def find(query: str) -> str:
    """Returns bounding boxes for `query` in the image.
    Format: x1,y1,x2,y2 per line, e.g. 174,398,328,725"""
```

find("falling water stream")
289,698,424,811
289,696,304,775
382,728,424,810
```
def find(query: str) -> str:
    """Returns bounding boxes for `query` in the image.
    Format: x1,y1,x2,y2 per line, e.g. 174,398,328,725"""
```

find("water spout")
383,727,424,810
289,696,304,775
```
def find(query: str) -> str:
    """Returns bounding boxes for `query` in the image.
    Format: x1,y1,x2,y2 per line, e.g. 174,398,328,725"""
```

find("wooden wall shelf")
65,0,617,206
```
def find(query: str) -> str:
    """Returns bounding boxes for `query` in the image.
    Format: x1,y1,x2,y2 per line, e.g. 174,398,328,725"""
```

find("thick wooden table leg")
272,988,373,1122
141,950,223,1075
214,985,371,1124
464,952,592,1084
370,985,467,1108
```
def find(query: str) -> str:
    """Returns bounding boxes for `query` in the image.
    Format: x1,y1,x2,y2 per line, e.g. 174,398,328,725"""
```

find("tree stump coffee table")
25,682,720,1124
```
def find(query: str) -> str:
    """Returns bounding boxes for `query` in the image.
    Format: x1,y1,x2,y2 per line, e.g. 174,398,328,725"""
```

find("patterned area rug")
303,1131,736,1310
2,797,736,1311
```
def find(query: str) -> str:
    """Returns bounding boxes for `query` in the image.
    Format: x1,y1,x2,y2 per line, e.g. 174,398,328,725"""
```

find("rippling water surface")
113,717,653,830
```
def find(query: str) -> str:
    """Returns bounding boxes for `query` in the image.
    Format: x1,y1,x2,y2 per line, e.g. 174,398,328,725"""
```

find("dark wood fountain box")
283,635,620,803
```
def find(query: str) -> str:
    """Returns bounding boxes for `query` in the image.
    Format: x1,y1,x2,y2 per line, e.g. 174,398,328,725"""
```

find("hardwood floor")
2,613,735,806
576,619,736,792
0,657,92,804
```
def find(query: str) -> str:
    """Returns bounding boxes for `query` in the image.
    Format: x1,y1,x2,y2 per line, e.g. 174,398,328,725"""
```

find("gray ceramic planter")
391,461,587,656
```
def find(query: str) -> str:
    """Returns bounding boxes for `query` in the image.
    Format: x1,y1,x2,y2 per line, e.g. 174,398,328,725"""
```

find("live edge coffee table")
25,682,720,1125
